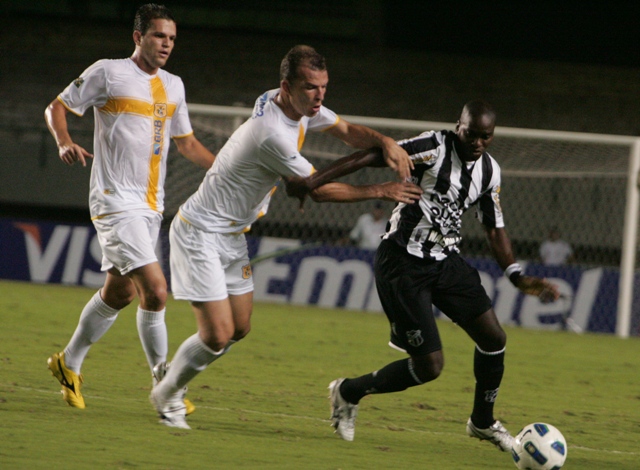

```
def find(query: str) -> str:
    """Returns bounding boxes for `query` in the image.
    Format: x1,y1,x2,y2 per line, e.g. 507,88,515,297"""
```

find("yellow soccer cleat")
47,352,85,409
184,398,196,416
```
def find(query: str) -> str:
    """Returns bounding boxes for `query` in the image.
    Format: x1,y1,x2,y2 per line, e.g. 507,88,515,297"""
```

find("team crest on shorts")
406,329,424,347
242,264,252,279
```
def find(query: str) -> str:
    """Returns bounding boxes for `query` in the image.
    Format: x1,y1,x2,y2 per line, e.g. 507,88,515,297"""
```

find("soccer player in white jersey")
44,4,215,415
287,100,560,451
149,44,423,428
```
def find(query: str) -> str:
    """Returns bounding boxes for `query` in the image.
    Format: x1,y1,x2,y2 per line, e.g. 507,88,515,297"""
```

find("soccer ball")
511,423,567,470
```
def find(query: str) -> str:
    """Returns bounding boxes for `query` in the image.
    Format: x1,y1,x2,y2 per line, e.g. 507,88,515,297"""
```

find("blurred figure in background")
348,201,388,249
539,227,574,265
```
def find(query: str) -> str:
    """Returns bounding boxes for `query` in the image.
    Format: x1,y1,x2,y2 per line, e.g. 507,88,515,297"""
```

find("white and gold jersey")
179,89,339,233
58,58,193,218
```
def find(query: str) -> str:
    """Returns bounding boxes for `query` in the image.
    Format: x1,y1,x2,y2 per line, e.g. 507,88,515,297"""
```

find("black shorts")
374,240,492,356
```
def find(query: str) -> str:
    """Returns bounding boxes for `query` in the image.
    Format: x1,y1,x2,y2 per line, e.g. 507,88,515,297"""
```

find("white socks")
64,290,119,373
155,334,234,399
136,307,168,372
63,291,169,375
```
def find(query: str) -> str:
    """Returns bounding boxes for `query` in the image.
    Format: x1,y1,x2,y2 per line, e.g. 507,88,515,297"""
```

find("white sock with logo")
64,290,119,373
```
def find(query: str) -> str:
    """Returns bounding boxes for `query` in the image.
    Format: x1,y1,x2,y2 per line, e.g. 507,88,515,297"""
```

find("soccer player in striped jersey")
44,4,215,415
287,100,560,450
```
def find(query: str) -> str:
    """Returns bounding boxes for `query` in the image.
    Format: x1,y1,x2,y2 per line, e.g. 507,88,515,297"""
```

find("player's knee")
412,353,444,383
233,324,251,341
478,329,507,352
201,333,230,353
141,284,167,311
102,286,136,310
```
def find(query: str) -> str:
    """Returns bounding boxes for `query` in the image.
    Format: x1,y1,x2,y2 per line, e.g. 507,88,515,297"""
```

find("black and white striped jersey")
383,130,504,260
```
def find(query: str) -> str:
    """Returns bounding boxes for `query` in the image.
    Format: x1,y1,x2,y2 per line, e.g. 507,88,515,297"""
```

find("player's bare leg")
47,271,134,408
150,292,252,427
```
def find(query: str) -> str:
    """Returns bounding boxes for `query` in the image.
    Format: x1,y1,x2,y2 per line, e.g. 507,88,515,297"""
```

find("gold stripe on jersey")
146,76,168,211
321,115,341,132
297,123,305,151
97,77,176,212
99,97,177,118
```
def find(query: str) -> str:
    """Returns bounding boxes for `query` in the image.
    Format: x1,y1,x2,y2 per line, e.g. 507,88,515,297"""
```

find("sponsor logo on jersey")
412,151,437,163
253,92,268,118
153,119,163,153
426,229,462,248
493,185,502,213
73,77,84,88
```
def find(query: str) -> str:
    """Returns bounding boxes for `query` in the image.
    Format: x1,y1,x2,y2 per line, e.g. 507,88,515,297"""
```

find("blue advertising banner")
0,217,625,334
0,217,105,287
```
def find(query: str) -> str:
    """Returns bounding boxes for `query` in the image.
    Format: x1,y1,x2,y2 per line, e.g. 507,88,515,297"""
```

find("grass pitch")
0,280,639,469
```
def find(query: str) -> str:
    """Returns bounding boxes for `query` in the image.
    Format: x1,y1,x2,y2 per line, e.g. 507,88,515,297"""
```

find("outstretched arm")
307,181,422,204
44,99,93,167
285,147,385,202
324,119,413,180
485,226,559,302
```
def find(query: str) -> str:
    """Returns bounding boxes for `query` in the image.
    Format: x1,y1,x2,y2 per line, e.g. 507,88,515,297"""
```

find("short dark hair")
461,99,496,122
280,45,327,83
133,4,175,35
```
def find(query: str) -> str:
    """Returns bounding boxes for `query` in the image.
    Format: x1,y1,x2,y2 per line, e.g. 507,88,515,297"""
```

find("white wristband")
505,263,523,286
504,263,522,278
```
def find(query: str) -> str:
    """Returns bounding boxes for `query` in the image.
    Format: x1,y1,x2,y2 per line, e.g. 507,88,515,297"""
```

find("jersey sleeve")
475,166,505,228
398,130,441,167
169,78,193,138
58,60,108,116
307,105,339,132
259,133,315,177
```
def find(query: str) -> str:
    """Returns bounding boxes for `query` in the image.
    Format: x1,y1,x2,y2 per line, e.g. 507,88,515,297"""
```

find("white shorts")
169,215,253,302
92,210,162,275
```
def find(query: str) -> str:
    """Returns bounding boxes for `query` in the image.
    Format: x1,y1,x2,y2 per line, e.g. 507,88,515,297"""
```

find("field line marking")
4,383,639,456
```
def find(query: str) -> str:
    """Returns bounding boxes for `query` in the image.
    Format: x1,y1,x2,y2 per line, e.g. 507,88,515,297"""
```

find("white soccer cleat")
328,378,358,441
152,361,195,416
466,418,514,452
149,386,191,429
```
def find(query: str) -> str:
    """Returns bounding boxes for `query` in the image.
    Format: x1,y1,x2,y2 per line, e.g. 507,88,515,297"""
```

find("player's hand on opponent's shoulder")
514,276,560,303
59,143,93,167
381,139,413,181
378,181,422,204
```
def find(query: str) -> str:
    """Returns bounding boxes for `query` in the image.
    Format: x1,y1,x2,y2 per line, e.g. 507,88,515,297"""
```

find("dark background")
0,0,639,220
1,1,639,131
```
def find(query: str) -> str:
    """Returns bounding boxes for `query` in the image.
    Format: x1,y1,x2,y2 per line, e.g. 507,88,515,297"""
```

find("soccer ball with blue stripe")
511,423,567,470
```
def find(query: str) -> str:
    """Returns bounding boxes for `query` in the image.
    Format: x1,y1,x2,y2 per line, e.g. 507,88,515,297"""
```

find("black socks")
470,346,505,429
339,358,423,404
